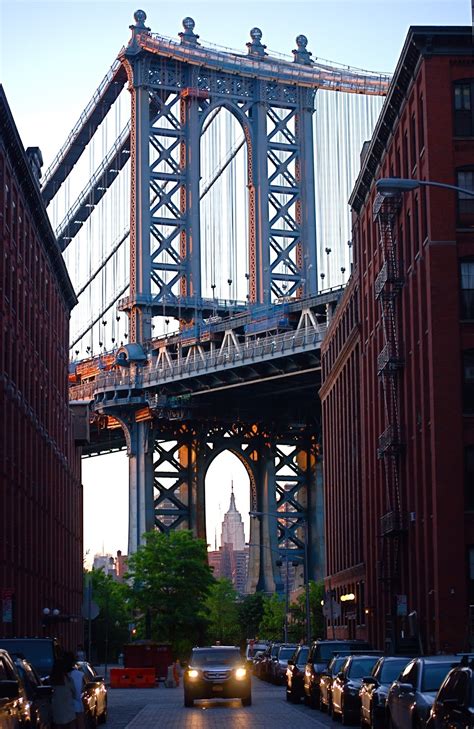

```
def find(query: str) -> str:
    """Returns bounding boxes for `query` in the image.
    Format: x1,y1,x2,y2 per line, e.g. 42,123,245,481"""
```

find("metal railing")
93,324,324,393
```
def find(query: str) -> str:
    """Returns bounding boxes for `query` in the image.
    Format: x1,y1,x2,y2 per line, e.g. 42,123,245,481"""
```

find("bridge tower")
109,9,321,592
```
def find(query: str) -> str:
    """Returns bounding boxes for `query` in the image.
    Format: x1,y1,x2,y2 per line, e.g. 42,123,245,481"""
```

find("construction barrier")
110,667,156,688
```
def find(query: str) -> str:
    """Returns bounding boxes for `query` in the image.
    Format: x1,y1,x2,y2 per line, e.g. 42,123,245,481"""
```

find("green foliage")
238,591,266,642
288,580,326,642
205,578,240,645
84,569,130,663
259,593,286,641
126,530,214,657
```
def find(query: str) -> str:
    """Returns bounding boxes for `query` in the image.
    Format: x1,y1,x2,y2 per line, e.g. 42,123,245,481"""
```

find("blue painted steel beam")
41,61,127,206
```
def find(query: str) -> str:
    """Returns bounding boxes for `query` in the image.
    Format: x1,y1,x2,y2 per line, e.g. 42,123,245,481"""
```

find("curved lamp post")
376,177,474,197
249,510,311,643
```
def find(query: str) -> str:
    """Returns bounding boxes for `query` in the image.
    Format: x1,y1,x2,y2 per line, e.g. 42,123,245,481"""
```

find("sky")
1,0,471,565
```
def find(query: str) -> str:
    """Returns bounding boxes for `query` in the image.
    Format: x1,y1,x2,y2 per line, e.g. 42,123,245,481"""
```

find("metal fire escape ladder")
373,192,405,587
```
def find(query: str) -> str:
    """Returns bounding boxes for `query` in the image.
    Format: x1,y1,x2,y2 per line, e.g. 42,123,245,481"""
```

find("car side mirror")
288,660,294,666
397,682,414,693
0,680,20,699
363,676,377,686
337,672,345,681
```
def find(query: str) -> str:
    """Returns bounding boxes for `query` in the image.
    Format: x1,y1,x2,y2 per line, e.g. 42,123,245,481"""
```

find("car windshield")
349,658,379,678
380,660,411,684
191,650,242,667
422,664,452,692
296,648,309,664
279,648,295,660
317,643,352,661
0,641,53,675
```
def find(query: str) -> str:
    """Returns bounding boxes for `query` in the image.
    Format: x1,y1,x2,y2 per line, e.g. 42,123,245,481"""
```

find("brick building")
0,86,82,645
321,27,474,653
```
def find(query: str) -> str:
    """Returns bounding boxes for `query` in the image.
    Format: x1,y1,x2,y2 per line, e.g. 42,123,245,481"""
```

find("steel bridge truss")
120,19,318,342
144,421,318,593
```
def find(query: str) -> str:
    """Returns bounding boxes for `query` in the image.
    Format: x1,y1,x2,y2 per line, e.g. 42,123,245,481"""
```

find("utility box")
123,642,172,681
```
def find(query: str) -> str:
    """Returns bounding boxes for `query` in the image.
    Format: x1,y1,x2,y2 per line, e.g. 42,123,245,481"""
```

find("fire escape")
373,192,406,589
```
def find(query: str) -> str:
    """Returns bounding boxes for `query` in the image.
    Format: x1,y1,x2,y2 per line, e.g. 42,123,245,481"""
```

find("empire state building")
208,484,249,593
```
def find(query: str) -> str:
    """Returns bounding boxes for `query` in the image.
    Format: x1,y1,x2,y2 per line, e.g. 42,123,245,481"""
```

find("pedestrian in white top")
50,658,76,729
64,652,85,729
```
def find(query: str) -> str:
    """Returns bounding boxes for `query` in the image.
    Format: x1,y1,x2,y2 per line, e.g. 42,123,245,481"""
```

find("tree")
258,593,286,641
288,580,326,641
238,591,266,642
205,578,240,645
126,530,214,657
84,568,130,663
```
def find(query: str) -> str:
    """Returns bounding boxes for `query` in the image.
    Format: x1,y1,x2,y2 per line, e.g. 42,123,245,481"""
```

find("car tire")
242,695,252,707
387,711,395,729
87,710,98,729
291,690,300,704
98,699,107,725
184,694,194,708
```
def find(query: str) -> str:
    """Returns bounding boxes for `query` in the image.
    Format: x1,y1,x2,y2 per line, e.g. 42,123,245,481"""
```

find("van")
0,638,62,681
303,639,371,707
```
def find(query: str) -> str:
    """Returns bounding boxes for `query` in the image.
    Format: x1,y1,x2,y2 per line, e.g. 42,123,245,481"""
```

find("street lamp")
249,510,311,643
376,177,474,197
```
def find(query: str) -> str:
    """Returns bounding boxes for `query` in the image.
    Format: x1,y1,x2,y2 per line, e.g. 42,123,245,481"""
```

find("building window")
466,448,474,511
457,169,474,228
411,114,417,169
418,95,425,150
454,80,474,137
464,351,474,415
460,260,474,319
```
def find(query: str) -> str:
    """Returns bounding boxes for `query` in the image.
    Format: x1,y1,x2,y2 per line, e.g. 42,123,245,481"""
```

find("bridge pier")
126,419,155,553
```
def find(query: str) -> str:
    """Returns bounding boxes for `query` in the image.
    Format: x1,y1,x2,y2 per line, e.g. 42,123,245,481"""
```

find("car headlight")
187,669,199,679
235,668,247,680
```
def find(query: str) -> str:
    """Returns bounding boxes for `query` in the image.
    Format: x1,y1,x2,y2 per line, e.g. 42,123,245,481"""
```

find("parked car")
183,646,251,707
77,661,108,725
245,640,267,667
271,645,297,685
0,648,25,728
332,653,382,723
387,656,462,729
252,649,267,679
304,639,371,708
260,643,280,682
360,656,412,729
11,655,53,728
426,657,474,729
0,639,62,683
319,655,350,713
286,645,310,703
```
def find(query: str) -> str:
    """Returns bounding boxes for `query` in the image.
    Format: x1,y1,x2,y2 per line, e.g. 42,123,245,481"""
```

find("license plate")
212,685,224,692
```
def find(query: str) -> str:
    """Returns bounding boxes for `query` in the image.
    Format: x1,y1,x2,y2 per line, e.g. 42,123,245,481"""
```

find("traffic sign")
81,600,100,620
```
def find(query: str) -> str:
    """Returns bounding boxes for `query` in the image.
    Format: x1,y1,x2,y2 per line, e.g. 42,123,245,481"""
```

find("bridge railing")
90,324,325,395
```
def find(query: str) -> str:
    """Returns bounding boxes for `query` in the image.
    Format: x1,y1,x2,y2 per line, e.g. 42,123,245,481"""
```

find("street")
105,676,332,728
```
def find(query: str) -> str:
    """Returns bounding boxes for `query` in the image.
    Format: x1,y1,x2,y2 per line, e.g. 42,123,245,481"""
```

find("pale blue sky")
1,0,471,562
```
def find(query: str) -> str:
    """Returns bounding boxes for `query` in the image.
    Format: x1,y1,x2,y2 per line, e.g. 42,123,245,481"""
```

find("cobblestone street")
106,677,333,729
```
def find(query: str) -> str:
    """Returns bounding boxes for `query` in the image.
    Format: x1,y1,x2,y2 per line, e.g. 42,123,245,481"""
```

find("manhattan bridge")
44,11,389,593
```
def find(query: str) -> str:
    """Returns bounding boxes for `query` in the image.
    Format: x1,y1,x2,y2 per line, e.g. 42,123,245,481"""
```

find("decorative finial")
293,34,313,65
247,27,267,57
179,17,199,45
127,9,150,53
133,9,147,28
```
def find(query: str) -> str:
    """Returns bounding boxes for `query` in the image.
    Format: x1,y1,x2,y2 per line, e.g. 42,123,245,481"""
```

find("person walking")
64,652,85,729
50,658,76,729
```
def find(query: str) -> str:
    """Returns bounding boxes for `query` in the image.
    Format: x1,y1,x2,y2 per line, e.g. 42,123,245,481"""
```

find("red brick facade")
0,86,82,646
321,27,474,653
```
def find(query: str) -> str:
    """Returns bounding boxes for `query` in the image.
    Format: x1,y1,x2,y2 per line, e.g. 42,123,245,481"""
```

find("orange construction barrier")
110,667,156,688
